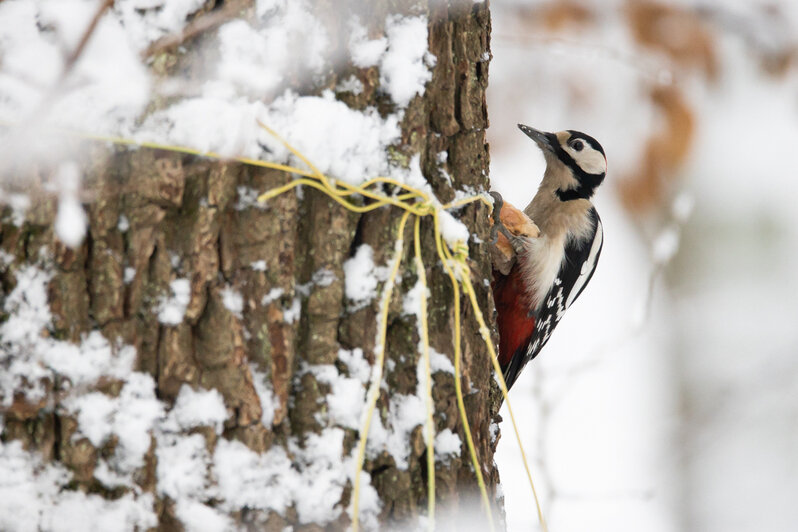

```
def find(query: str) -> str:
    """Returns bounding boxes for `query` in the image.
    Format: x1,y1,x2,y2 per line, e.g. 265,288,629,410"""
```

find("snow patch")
0,0,151,131
117,215,130,232
434,429,462,463
113,0,207,50
261,287,284,306
336,75,365,95
344,244,386,309
174,498,233,532
256,91,402,186
312,268,337,287
438,209,470,246
102,373,164,472
221,287,244,318
138,97,265,159
216,20,288,97
234,186,267,211
313,364,366,430
249,364,279,427
383,394,426,469
213,428,382,526
213,439,295,515
0,266,53,350
402,279,430,316
430,347,455,375
169,385,228,434
0,430,155,530
66,392,117,447
282,297,302,324
3,194,31,226
44,333,137,387
156,434,210,502
338,348,371,384
0,266,138,407
349,19,388,68
158,278,191,325
53,162,87,248
0,249,14,268
93,459,132,490
380,16,434,107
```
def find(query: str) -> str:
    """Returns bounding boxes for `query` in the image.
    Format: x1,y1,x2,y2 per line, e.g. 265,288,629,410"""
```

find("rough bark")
0,1,501,529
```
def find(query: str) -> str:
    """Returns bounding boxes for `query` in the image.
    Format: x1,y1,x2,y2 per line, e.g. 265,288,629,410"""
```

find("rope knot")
414,200,436,216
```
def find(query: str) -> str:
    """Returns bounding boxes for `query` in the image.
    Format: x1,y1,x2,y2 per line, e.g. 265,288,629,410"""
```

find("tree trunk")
0,1,500,530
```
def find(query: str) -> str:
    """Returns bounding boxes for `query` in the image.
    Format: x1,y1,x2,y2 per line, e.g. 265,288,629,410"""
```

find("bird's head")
518,124,606,201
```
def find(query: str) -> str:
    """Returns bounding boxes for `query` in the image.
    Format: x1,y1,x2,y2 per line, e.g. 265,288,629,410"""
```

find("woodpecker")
492,124,606,390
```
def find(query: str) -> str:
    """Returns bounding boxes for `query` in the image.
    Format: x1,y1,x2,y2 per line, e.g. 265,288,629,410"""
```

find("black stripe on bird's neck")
556,171,604,201
557,187,590,201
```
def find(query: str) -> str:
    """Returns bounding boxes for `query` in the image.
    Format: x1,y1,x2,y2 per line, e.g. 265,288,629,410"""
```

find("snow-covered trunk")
0,1,499,529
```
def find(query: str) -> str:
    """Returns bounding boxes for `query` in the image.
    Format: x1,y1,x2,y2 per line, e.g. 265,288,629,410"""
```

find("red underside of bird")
492,265,535,370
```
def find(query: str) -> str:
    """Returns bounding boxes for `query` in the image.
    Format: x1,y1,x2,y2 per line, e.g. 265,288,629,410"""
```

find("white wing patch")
565,220,603,309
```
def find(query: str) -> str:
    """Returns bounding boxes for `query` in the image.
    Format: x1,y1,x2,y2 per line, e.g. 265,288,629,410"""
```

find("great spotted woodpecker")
492,124,606,390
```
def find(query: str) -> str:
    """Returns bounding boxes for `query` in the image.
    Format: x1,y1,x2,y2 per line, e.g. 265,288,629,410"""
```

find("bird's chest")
517,207,595,311
518,233,567,311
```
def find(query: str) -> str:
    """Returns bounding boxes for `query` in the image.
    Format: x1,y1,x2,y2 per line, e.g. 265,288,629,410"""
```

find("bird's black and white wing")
532,209,603,357
502,209,603,389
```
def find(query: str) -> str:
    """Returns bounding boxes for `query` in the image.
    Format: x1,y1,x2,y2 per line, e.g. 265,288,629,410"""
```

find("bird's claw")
509,234,528,255
489,191,508,245
490,191,530,254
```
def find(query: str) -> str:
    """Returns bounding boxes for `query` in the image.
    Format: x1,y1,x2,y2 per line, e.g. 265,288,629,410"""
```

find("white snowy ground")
490,1,798,531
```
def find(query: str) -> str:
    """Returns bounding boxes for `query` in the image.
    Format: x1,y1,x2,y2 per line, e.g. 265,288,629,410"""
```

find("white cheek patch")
564,146,606,175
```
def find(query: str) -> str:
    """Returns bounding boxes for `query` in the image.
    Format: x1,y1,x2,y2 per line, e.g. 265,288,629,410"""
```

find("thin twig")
142,4,241,59
26,0,114,122
60,0,115,84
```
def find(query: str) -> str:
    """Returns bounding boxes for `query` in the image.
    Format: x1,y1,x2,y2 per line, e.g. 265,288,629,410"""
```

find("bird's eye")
571,140,584,151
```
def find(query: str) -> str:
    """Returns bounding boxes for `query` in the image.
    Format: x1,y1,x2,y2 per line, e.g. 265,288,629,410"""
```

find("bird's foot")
489,191,509,245
509,233,529,255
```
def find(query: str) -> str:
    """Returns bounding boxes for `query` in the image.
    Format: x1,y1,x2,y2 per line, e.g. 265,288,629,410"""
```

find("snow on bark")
0,0,497,529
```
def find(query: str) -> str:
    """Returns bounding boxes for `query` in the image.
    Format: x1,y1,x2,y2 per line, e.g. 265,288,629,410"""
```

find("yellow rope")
256,120,431,205
256,120,340,193
443,194,494,211
441,228,548,531
414,215,436,530
433,211,496,532
3,119,547,531
253,124,497,529
258,178,423,214
351,210,411,531
460,273,548,532
30,125,430,209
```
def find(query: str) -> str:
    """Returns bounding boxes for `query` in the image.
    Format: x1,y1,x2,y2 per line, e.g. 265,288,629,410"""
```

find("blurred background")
489,1,798,531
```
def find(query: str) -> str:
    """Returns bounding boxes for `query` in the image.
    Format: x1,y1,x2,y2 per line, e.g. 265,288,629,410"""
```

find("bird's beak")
518,124,554,153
